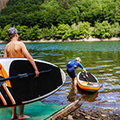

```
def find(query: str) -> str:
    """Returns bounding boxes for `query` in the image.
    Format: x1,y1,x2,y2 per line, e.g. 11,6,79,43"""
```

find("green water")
0,41,120,112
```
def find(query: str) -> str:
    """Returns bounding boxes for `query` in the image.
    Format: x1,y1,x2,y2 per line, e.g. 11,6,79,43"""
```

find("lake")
0,41,120,112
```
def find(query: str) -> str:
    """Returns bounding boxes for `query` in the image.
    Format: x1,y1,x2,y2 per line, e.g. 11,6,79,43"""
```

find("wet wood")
46,98,82,120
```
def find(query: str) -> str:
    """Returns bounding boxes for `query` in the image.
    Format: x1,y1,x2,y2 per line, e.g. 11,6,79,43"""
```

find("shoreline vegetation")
0,36,120,43
1,0,120,43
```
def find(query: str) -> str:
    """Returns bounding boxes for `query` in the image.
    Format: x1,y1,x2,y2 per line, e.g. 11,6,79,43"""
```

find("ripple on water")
1,42,120,112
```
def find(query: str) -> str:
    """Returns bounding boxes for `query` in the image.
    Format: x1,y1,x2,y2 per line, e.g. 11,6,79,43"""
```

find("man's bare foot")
19,115,30,119
11,115,18,119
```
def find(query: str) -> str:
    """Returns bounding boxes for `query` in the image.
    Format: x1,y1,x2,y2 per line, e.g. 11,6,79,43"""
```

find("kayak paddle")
81,72,93,85
0,69,52,82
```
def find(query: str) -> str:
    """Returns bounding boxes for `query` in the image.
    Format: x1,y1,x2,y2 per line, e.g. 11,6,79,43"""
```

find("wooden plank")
46,98,82,120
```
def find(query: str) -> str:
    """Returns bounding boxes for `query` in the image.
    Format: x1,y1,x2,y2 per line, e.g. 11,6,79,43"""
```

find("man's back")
5,41,24,58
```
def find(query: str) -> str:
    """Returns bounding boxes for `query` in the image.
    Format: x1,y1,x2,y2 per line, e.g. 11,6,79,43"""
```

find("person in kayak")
66,57,88,90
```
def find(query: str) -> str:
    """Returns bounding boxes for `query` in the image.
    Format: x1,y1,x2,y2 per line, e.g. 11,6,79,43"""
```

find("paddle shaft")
0,69,51,82
81,72,92,85
81,73,89,81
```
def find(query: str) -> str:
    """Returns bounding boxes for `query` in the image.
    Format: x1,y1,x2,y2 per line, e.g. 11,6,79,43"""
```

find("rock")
67,115,74,120
85,115,91,119
76,113,80,117
63,117,67,120
101,114,107,117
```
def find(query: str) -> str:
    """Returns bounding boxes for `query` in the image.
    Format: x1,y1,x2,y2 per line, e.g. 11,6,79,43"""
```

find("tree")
0,26,2,40
16,25,29,40
92,21,112,38
55,24,71,39
29,25,42,40
1,24,12,41
115,10,120,24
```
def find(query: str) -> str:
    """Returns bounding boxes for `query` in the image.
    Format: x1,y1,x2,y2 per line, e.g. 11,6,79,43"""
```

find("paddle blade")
87,82,93,85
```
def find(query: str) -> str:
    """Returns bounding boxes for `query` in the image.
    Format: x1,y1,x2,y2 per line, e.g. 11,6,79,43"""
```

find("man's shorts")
67,68,76,78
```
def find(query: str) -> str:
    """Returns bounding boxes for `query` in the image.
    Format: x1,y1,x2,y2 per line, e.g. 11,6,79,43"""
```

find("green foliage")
92,21,111,38
0,26,2,40
16,25,29,40
55,24,71,39
0,21,120,41
91,21,120,38
1,0,120,42
54,22,91,40
1,24,12,41
110,22,120,37
115,9,120,23
71,22,91,39
29,25,42,40
42,25,57,39
1,0,120,29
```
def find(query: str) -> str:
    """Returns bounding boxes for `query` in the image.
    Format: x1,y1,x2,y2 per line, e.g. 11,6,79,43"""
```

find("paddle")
81,72,93,85
0,69,52,82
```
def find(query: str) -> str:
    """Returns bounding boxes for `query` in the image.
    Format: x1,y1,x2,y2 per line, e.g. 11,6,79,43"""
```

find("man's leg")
19,105,30,119
11,106,18,119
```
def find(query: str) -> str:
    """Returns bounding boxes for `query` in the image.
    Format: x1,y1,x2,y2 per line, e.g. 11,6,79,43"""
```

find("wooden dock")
46,98,82,120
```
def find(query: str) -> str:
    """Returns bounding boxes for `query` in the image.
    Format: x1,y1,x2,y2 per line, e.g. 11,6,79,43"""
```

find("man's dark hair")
7,27,18,39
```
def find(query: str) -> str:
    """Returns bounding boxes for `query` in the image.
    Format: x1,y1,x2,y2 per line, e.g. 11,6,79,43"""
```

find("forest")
0,0,120,41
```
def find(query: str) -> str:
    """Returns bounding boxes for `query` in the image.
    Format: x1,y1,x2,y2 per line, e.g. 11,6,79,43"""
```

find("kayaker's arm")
79,63,88,77
83,68,88,77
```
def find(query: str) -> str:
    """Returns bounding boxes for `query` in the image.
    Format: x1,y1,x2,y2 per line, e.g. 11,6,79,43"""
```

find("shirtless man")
4,27,39,119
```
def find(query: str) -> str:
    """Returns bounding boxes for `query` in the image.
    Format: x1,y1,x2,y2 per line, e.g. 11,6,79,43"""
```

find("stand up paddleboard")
0,58,66,108
77,72,100,92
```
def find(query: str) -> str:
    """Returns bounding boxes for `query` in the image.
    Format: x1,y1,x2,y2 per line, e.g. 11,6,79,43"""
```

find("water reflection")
77,88,99,102
0,44,5,57
67,87,79,102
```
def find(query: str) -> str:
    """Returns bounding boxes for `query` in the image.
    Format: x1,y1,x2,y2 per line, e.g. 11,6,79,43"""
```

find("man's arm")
79,63,88,77
21,42,39,77
83,68,88,77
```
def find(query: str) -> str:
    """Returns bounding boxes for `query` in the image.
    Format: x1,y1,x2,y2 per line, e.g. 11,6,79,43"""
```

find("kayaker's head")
7,27,18,40
75,57,81,62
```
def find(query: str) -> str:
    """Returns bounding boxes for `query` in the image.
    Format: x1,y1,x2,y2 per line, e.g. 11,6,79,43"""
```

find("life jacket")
66,60,75,68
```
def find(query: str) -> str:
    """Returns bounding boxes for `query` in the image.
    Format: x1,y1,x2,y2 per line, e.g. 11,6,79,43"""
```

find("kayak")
77,72,100,92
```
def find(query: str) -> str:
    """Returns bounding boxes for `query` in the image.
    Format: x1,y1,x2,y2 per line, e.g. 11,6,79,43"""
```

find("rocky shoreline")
0,36,120,43
56,106,120,120
47,99,120,120
19,37,120,43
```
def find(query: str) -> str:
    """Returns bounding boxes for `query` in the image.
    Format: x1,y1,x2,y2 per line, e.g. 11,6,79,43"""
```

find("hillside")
0,0,120,29
1,0,120,41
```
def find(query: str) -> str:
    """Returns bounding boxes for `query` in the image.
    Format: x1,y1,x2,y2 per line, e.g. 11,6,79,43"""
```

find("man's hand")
86,74,88,78
35,70,39,77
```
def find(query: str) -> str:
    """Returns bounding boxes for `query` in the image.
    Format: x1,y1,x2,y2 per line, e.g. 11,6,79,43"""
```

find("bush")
42,25,57,40
1,24,12,41
71,22,91,39
16,25,29,40
92,21,111,38
55,24,71,39
29,25,42,40
0,21,120,41
0,26,2,40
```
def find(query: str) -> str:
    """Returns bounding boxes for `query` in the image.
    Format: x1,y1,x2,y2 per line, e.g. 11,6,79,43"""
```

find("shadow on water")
67,86,80,102
77,87,99,102
67,86,99,103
